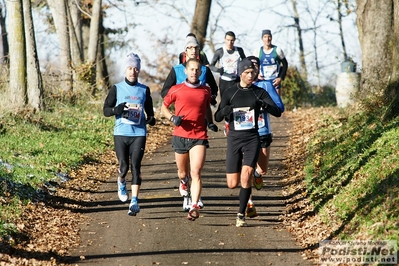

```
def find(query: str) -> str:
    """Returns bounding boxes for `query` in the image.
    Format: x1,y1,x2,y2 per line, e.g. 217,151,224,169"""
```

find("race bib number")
121,103,143,125
224,61,237,75
262,65,278,79
233,107,255,130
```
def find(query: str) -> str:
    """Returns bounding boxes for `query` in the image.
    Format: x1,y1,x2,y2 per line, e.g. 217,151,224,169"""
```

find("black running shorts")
172,136,209,154
226,131,260,173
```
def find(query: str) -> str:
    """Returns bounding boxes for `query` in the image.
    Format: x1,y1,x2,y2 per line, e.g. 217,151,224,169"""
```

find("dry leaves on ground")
281,108,339,263
0,117,173,266
1,109,334,265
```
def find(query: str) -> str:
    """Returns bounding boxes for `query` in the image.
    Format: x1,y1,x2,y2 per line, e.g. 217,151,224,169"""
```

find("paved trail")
67,114,313,266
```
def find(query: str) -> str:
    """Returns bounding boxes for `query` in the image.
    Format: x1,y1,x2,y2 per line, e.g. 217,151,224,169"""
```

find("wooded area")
0,0,397,119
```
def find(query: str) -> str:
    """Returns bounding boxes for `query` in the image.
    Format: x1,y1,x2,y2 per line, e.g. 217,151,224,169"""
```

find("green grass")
304,109,399,245
0,102,114,236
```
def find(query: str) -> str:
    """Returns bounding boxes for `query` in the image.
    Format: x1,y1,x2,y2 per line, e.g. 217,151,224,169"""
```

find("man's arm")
161,68,177,98
279,58,288,80
205,66,219,97
237,47,246,60
103,85,117,117
144,87,155,117
160,102,172,121
209,48,224,73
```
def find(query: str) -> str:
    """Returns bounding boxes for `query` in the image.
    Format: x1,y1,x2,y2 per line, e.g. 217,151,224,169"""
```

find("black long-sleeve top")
214,83,281,132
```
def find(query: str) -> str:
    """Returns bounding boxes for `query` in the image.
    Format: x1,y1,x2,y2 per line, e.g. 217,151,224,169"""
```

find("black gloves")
219,67,224,75
250,100,268,111
208,123,218,132
220,105,234,117
113,102,127,115
211,95,217,106
170,115,184,126
146,116,156,126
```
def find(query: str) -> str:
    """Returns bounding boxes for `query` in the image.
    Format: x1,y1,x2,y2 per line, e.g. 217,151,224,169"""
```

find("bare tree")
7,0,26,106
23,0,44,110
304,0,330,89
191,0,212,49
87,0,102,92
47,0,72,92
0,0,9,64
68,0,84,67
289,0,307,81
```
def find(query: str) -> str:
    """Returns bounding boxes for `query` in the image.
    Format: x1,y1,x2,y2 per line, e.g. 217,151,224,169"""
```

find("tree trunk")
95,19,109,96
7,0,26,106
357,0,399,120
87,0,102,92
0,3,9,64
22,0,44,110
190,0,212,49
47,0,72,92
68,0,83,67
290,0,307,81
337,0,348,61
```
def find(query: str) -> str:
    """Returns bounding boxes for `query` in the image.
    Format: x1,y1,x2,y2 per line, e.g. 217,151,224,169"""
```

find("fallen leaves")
0,116,173,265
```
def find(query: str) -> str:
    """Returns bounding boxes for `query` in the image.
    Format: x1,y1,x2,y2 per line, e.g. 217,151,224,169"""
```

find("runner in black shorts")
214,58,281,227
161,58,218,221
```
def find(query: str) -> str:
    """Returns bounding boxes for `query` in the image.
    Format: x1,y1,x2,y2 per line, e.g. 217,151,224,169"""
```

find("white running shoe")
117,180,128,202
183,195,192,211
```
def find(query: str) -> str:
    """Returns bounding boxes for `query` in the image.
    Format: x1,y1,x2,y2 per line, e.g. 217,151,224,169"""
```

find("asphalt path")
67,114,313,266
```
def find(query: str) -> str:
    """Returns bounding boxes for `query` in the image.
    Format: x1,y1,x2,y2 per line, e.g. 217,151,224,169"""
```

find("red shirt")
163,81,211,139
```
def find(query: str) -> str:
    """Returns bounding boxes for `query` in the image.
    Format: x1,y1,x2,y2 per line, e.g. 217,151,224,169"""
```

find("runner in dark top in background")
210,31,246,97
162,35,217,105
179,33,210,66
210,31,246,136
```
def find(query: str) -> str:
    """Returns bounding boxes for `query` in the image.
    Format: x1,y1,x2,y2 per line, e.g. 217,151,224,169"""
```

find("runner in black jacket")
214,58,281,227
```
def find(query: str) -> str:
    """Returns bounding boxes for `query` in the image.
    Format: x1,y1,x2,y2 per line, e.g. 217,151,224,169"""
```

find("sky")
32,0,361,87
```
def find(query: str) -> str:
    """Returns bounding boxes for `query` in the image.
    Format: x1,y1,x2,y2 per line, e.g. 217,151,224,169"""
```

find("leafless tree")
191,0,212,49
23,0,44,110
0,0,9,64
7,0,26,106
47,0,73,92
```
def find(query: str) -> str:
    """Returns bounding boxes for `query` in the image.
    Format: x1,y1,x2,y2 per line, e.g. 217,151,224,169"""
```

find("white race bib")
233,107,255,130
262,65,278,79
121,103,143,125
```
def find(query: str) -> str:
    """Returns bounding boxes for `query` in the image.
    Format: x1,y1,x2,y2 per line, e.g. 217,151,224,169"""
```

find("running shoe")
187,204,200,221
117,180,129,202
246,203,258,218
128,200,140,216
198,197,204,209
253,171,263,190
179,177,189,197
236,213,248,227
183,195,192,211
